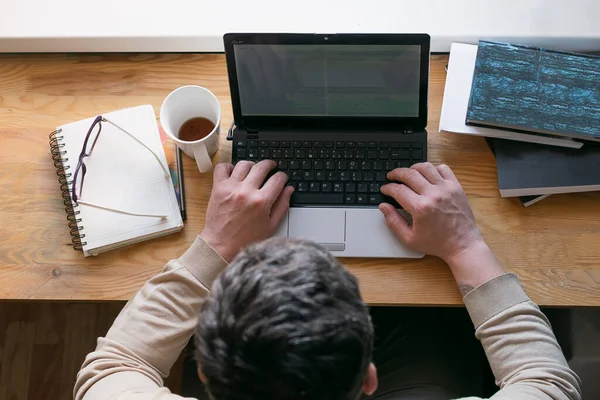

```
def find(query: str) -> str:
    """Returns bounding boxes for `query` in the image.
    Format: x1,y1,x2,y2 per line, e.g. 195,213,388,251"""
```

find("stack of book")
440,41,600,206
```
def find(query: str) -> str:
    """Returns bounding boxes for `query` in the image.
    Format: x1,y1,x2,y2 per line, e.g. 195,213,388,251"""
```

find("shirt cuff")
178,236,229,289
463,273,531,329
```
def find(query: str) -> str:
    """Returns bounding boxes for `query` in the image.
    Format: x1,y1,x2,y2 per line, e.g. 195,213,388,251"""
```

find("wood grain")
1,53,600,305
0,302,121,400
0,301,183,400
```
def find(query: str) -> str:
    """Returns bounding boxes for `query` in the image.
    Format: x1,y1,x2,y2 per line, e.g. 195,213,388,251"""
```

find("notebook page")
58,105,182,255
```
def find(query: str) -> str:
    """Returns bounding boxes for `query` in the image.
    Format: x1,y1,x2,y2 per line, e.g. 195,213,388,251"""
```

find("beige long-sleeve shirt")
74,236,582,400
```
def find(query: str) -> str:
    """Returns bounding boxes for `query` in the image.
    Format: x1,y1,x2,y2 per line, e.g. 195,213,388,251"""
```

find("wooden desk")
1,54,599,305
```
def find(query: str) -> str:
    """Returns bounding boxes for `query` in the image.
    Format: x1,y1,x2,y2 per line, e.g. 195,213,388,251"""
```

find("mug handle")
193,142,213,173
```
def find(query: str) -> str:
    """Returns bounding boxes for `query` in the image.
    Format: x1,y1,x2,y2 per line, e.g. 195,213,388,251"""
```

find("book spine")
49,130,86,252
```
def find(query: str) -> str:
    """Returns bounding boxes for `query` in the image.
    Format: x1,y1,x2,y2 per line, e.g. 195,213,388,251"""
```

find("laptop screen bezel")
224,33,430,131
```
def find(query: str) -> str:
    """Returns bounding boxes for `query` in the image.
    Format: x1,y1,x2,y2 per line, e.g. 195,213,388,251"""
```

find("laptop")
224,33,430,258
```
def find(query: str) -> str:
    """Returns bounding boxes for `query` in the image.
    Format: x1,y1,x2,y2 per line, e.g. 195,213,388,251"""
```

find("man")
74,160,582,400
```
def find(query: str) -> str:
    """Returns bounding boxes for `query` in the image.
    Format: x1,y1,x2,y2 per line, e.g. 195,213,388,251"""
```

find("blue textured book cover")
467,41,600,141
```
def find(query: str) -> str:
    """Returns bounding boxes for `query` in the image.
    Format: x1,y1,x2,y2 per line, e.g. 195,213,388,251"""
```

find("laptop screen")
233,44,422,118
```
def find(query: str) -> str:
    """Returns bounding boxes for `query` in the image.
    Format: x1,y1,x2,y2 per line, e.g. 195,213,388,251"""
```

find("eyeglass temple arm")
103,118,171,178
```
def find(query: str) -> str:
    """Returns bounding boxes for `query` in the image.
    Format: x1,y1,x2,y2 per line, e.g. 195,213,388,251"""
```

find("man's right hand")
379,163,504,295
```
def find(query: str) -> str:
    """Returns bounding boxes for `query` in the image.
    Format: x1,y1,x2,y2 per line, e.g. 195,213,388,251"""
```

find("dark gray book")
494,139,600,197
519,194,550,207
485,138,548,206
467,41,600,142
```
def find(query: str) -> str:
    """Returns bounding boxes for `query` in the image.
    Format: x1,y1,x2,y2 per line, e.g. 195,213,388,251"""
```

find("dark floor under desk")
0,301,182,400
182,306,597,400
1,302,598,400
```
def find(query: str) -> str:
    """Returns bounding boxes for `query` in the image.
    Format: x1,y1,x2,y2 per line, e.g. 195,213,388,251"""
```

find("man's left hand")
199,160,294,261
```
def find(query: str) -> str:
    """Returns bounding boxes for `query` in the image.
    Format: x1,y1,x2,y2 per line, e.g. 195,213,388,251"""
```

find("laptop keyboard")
234,139,425,207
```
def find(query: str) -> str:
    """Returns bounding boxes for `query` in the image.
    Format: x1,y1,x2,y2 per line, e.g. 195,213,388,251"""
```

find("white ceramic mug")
160,85,221,173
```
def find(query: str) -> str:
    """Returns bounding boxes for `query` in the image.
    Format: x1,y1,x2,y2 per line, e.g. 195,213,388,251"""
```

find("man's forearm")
74,237,228,400
445,240,505,296
452,244,582,400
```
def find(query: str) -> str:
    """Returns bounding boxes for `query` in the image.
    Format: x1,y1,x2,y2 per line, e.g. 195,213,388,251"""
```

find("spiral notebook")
49,105,184,256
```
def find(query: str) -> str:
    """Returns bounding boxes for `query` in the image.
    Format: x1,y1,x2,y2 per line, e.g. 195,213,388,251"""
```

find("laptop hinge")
227,124,259,141
226,122,236,141
403,125,426,134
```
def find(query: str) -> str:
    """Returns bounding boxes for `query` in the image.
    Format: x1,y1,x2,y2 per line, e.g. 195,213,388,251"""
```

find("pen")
176,147,187,221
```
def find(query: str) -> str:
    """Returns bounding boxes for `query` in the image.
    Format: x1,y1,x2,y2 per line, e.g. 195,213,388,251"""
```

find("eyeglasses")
71,115,170,217
72,115,103,205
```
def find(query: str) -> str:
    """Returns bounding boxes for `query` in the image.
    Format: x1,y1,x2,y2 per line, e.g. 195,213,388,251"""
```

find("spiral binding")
49,129,87,251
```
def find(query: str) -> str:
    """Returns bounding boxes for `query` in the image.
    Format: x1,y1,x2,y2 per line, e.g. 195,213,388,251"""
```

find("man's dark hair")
195,238,373,400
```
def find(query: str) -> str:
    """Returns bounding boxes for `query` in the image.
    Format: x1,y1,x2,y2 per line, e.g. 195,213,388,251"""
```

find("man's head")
195,238,376,400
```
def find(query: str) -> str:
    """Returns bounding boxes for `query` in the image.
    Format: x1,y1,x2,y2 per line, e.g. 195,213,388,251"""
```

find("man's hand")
379,163,483,262
199,160,294,262
379,163,504,295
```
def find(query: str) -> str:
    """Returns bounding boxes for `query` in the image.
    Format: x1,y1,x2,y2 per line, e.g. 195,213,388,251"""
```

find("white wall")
1,0,600,52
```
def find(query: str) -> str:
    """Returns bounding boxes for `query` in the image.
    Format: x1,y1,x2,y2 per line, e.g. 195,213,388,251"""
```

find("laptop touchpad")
289,208,346,245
